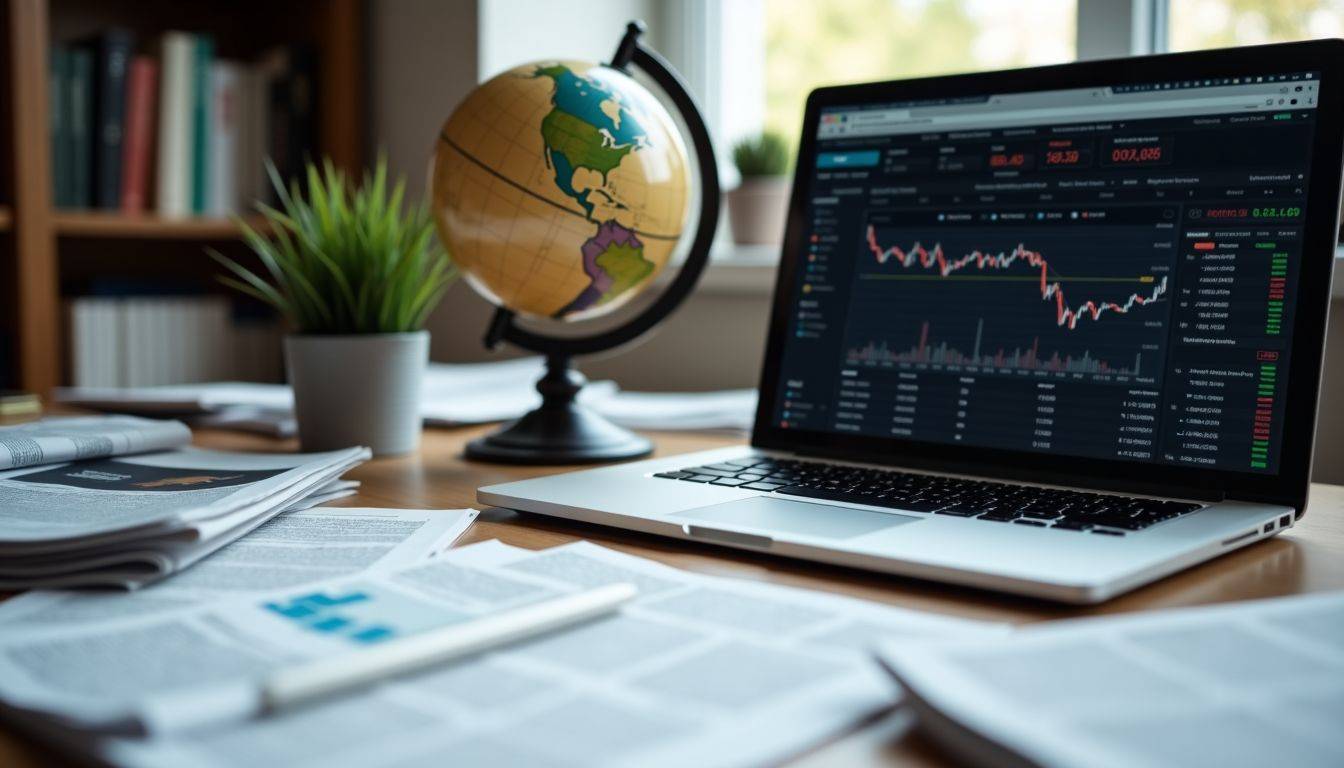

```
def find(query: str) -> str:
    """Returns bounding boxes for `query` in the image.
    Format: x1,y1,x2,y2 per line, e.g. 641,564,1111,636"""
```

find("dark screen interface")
774,73,1321,474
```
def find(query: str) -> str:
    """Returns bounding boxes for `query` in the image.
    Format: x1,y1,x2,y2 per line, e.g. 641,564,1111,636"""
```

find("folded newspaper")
0,415,192,471
0,438,370,589
0,539,1002,768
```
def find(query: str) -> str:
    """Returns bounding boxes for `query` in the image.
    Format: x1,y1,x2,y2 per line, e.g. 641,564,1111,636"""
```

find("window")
763,0,1076,148
1167,0,1344,52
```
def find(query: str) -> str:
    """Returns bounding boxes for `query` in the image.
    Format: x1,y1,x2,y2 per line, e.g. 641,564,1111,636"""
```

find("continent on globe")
556,220,652,316
534,64,658,316
534,64,646,217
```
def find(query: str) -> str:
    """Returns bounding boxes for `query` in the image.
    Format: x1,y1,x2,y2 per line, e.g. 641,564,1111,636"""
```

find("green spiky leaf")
211,154,457,334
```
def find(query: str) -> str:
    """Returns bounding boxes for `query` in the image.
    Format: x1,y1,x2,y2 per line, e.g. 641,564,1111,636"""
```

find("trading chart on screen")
774,73,1320,473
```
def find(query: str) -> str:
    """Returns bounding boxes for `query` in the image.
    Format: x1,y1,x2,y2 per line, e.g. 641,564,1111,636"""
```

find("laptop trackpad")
674,496,919,540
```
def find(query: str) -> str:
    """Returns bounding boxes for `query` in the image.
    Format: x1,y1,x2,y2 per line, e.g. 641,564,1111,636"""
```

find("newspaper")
0,507,478,629
876,591,1344,768
0,416,191,471
0,445,370,589
0,540,1002,767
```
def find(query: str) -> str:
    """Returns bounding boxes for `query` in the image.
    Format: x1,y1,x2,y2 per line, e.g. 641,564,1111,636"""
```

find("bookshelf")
1,0,365,396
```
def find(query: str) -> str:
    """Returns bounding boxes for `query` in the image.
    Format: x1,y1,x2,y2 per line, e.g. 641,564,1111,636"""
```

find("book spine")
49,46,70,207
242,66,271,207
155,32,194,218
191,36,215,214
94,28,134,209
68,48,95,208
119,56,157,214
207,63,241,216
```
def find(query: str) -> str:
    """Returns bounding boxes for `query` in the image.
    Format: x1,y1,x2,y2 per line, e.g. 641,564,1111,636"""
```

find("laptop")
480,40,1344,603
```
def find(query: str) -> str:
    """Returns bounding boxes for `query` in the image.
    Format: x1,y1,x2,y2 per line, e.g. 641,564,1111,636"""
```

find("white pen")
260,582,638,714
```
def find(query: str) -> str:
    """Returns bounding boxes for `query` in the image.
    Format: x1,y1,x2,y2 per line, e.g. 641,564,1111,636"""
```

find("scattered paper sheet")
0,540,1003,767
57,358,759,435
0,416,192,471
0,508,478,629
876,590,1344,768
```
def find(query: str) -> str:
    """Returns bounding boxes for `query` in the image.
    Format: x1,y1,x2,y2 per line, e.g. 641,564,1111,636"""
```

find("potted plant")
210,157,455,456
727,131,791,245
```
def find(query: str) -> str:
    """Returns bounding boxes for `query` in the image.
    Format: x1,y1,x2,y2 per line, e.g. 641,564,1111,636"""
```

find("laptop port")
1280,514,1291,528
1263,522,1275,534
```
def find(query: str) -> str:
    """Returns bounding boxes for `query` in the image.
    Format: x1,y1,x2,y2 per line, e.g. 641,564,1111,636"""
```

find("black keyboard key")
1091,528,1125,536
684,467,739,478
702,463,744,472
735,473,766,483
711,477,749,487
935,507,980,517
654,471,692,480
978,511,1020,522
742,481,786,491
1052,520,1091,531
682,474,719,483
1014,519,1048,527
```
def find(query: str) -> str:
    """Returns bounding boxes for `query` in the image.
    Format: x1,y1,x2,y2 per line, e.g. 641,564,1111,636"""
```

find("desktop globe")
428,22,720,464
431,60,690,321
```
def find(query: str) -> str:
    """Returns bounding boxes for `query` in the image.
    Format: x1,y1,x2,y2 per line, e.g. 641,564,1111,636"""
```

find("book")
190,35,215,214
260,44,318,201
89,28,135,209
155,32,195,217
67,47,95,208
48,45,71,207
207,62,242,215
0,391,41,418
119,56,157,214
237,67,268,209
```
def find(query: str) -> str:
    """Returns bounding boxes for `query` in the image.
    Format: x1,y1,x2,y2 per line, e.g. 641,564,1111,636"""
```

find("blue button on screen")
818,151,879,169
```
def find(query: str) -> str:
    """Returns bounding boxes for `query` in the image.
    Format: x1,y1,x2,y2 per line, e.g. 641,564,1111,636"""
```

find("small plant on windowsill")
728,131,791,246
210,156,456,456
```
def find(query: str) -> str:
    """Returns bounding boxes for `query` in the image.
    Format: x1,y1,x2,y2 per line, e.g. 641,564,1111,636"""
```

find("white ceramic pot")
284,331,428,456
727,176,790,245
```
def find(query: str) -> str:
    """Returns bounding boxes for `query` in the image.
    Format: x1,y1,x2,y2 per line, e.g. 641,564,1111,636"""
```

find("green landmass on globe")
432,60,690,321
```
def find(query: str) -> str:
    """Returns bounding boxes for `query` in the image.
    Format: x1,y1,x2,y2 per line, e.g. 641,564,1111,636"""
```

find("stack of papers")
57,357,759,436
877,591,1344,768
0,539,1002,768
0,416,369,589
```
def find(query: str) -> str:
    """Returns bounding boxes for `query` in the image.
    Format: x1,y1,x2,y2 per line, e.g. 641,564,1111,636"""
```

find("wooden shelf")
0,206,11,232
53,211,268,239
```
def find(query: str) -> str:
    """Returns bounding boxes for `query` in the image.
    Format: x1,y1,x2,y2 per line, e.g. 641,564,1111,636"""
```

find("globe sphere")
431,60,691,321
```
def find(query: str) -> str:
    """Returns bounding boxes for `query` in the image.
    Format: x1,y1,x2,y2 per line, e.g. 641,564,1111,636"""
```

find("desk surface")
4,425,1343,767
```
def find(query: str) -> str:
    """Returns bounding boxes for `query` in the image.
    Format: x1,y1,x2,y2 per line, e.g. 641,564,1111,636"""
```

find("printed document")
877,591,1344,768
0,416,191,471
0,507,478,628
0,540,1002,767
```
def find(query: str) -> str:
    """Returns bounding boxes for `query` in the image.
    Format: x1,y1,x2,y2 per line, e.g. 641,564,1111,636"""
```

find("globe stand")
464,21,721,465
465,353,652,464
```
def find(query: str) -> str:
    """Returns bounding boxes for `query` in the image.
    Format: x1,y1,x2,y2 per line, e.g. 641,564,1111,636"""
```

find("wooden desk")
4,425,1343,767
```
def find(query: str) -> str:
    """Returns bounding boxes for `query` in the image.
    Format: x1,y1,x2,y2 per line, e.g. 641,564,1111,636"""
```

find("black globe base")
465,355,652,465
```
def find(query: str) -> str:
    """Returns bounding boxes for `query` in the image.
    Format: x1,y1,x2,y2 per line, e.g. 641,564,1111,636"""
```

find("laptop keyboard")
654,456,1204,536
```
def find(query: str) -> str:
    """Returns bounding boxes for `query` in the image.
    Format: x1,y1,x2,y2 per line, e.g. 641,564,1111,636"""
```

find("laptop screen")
771,72,1323,475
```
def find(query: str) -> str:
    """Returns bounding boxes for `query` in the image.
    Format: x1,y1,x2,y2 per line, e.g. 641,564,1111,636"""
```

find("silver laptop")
480,41,1344,603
